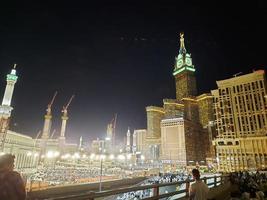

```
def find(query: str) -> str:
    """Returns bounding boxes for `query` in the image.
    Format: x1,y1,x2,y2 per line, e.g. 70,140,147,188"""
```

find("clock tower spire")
179,32,187,55
173,33,197,100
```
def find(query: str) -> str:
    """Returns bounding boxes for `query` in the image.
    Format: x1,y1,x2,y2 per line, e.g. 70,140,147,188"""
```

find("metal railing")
45,175,228,200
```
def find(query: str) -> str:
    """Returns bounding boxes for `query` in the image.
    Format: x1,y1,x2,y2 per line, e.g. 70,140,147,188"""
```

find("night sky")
0,1,266,144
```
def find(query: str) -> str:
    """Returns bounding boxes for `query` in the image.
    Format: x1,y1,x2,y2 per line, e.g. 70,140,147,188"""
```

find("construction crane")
50,129,56,139
46,91,58,115
34,130,41,148
233,72,242,77
62,95,75,117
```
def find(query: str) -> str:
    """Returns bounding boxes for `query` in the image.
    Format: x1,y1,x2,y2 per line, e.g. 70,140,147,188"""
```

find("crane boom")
48,91,58,107
113,113,117,146
34,130,41,148
63,95,75,111
35,130,42,140
233,72,242,77
50,129,56,139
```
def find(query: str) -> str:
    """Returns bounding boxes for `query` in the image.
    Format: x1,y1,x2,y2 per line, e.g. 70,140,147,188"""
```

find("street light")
127,154,132,160
99,154,106,192
140,155,145,166
90,153,95,160
118,154,125,160
109,154,115,160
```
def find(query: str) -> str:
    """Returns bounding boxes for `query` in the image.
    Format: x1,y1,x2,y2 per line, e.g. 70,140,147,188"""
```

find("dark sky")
0,1,266,144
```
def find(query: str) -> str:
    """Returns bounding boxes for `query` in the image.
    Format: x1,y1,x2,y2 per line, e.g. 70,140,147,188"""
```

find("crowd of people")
0,153,211,200
230,171,267,199
115,190,151,200
115,171,204,200
29,166,123,186
3,152,267,200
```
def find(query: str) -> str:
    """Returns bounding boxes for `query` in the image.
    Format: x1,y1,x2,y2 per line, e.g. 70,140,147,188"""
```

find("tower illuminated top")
2,64,18,107
173,33,195,76
0,64,18,118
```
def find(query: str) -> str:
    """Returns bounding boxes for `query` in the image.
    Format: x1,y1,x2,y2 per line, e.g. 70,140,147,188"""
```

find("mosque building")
0,65,79,170
0,65,40,170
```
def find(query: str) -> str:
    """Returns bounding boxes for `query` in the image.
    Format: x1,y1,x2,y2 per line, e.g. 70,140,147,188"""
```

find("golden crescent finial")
13,63,17,69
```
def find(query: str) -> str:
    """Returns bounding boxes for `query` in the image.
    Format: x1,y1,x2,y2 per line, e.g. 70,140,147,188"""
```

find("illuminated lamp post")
99,154,106,192
141,155,145,166
46,150,60,169
126,153,132,168
117,154,126,168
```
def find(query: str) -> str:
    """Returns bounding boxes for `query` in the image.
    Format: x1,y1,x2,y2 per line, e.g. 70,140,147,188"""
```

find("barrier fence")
26,176,118,192
45,175,229,200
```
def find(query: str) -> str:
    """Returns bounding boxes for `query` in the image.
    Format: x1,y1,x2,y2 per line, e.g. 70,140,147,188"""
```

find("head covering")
0,154,15,169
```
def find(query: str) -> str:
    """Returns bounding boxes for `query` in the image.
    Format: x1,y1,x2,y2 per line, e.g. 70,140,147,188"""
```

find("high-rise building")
134,129,147,153
161,118,187,166
197,93,216,159
91,138,105,154
146,106,165,139
161,117,207,169
145,106,164,160
163,99,184,119
132,131,137,154
143,33,213,167
212,70,267,171
126,128,131,153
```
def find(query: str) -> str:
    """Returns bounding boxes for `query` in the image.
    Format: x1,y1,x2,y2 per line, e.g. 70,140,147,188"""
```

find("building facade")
2,130,40,169
143,33,214,167
161,118,187,166
145,106,164,160
0,65,81,170
212,70,267,171
0,65,18,149
134,129,147,153
0,65,42,170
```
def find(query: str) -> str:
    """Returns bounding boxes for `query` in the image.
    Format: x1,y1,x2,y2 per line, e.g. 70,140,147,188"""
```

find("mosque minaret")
0,64,18,133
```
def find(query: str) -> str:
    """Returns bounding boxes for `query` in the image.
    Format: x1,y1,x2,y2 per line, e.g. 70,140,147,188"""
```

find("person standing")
189,168,209,200
0,153,26,200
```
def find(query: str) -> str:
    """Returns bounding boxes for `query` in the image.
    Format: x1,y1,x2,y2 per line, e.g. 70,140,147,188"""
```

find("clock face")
177,59,183,68
186,58,192,66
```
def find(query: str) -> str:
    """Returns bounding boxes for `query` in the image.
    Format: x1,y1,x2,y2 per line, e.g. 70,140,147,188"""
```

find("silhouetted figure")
0,154,26,200
189,168,209,200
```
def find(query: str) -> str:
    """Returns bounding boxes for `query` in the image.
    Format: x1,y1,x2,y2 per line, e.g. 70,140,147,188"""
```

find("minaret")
126,127,131,153
0,64,18,133
59,109,68,147
59,95,74,148
132,131,137,154
42,107,52,140
41,92,57,139
2,64,18,107
173,33,197,100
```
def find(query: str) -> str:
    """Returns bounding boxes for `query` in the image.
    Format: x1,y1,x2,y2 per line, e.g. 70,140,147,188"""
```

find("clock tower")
173,33,197,100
